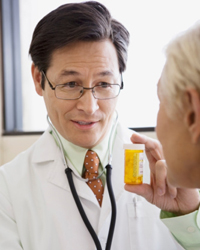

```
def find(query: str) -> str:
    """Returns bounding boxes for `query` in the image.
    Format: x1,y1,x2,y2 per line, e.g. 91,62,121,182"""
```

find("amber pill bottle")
123,144,145,184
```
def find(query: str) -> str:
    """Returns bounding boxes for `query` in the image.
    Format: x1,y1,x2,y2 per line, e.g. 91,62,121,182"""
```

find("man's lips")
71,120,99,129
73,121,95,125
72,120,98,125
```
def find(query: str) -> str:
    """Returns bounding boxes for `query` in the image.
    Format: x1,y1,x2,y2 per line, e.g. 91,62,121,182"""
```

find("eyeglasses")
42,71,123,100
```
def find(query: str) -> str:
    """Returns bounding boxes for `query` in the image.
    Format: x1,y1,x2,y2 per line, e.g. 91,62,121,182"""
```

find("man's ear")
184,88,200,144
31,63,43,96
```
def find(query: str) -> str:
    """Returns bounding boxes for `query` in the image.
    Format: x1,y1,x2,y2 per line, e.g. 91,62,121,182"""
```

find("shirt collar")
51,113,117,176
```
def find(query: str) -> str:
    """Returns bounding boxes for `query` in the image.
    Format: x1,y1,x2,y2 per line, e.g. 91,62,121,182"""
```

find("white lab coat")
0,124,184,250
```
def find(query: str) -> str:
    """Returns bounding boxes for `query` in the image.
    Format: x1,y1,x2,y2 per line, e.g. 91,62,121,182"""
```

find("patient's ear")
31,63,43,96
184,88,200,144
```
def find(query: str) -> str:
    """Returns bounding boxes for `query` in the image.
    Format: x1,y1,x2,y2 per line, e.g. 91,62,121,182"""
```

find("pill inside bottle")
123,144,145,185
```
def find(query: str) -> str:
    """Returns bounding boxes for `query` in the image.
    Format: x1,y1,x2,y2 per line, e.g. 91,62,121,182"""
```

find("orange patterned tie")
83,150,104,206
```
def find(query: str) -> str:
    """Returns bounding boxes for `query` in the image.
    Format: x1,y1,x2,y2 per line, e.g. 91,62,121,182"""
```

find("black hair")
29,1,129,89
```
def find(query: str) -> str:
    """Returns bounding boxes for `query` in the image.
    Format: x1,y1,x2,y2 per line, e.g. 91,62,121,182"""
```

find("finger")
130,131,148,144
166,179,177,198
124,184,153,204
155,160,167,196
131,132,164,162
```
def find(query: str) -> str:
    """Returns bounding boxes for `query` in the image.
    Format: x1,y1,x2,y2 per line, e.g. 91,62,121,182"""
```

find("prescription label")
124,149,144,184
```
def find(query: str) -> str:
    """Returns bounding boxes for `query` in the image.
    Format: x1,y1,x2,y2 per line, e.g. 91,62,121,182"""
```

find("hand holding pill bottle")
124,144,145,184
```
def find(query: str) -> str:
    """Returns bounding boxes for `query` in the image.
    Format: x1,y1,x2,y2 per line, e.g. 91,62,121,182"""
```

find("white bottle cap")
123,143,145,150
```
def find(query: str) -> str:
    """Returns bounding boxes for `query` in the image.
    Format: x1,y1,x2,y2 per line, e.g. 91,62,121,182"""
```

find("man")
126,22,200,249
0,1,189,249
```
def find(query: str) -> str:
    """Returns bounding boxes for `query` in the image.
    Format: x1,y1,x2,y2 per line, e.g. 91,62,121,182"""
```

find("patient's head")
156,22,200,188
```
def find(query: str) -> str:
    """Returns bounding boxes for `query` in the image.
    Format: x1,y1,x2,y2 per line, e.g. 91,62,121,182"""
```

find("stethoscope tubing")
65,168,102,250
105,164,116,250
65,164,116,250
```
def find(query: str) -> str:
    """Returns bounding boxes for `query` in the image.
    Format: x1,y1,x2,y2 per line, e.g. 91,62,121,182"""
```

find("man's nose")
76,88,99,114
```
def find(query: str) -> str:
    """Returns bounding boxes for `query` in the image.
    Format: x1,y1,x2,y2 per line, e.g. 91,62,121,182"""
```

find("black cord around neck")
65,166,117,250
105,164,117,250
65,168,102,250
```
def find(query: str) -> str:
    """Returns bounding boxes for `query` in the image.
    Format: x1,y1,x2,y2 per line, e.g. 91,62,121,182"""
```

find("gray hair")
160,21,200,117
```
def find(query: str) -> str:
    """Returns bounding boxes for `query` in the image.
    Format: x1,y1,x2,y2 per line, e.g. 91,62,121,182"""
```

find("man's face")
33,40,120,148
156,79,193,187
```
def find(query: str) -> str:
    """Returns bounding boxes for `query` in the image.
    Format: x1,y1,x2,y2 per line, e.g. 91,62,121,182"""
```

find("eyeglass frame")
42,71,124,100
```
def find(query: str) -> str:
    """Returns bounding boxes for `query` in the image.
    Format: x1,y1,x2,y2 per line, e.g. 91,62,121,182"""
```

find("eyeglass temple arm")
42,71,56,90
120,74,124,89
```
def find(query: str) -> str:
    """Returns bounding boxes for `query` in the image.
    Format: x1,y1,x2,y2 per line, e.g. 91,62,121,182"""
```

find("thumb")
124,184,153,203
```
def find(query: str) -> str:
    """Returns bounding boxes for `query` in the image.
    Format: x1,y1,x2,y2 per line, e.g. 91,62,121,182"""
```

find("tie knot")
84,150,99,173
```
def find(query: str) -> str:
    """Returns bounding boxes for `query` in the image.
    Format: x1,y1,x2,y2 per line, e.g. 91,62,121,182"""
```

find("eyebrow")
57,70,115,80
59,70,81,77
96,71,114,77
61,70,114,76
157,82,161,99
54,70,80,82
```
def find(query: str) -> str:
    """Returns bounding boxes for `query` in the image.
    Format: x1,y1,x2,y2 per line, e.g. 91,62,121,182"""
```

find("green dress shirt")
161,198,200,249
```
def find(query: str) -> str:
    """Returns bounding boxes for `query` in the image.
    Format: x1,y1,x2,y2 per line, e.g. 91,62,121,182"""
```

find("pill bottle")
123,144,145,184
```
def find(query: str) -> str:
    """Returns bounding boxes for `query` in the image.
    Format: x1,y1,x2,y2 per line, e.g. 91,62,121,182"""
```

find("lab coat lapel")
32,129,100,206
48,155,100,206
